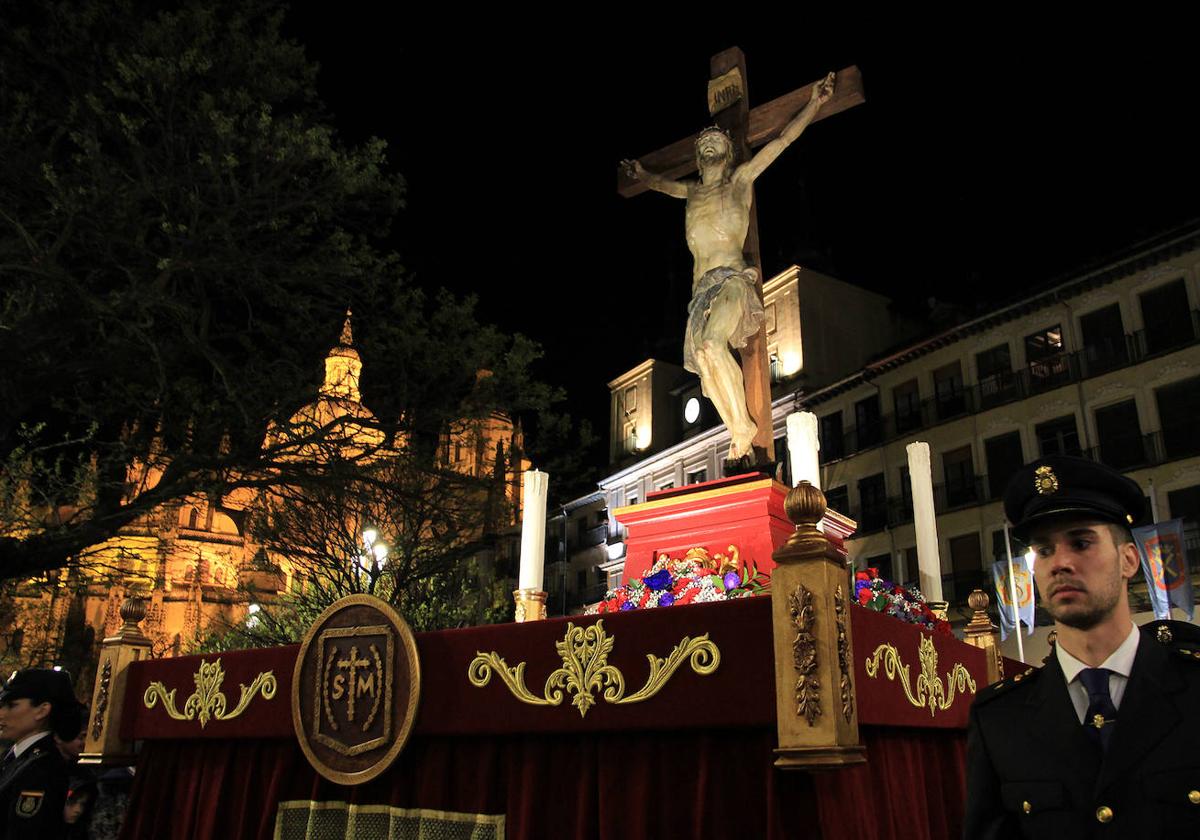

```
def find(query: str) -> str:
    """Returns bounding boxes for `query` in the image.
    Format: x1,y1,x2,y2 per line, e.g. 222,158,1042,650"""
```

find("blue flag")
1134,519,1192,621
992,557,1035,640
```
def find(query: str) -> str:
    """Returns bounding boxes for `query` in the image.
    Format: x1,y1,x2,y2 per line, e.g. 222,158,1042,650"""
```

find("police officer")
0,669,83,838
965,454,1200,838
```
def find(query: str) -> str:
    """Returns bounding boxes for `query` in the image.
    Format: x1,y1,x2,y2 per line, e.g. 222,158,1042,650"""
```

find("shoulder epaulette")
1143,620,1200,661
974,665,1041,706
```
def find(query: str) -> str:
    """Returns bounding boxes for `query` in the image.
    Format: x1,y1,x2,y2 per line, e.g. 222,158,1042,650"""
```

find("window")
769,349,781,382
765,303,778,334
976,344,1017,407
855,395,882,449
624,386,637,411
1095,400,1144,469
864,552,893,581
901,547,918,585
1026,325,1069,391
895,465,913,523
1139,279,1193,355
1155,375,1200,460
1167,485,1200,571
942,445,977,508
820,412,844,462
984,432,1024,501
1036,415,1081,457
893,379,921,433
1079,303,1127,374
947,533,983,606
686,467,708,485
857,473,887,532
577,569,587,591
933,361,966,419
623,422,636,454
825,485,849,516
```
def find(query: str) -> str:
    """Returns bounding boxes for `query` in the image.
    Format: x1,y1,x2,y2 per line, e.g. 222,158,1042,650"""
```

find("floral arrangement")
588,546,769,614
853,567,952,636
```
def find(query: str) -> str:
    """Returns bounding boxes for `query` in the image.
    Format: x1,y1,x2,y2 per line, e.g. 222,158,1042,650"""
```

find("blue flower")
643,569,673,591
723,571,740,590
620,601,636,611
659,592,675,607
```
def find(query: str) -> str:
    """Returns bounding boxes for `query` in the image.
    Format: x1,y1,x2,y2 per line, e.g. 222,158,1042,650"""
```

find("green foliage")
0,0,560,585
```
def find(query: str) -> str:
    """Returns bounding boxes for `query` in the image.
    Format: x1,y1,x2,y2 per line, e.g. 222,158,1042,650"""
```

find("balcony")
818,312,1200,463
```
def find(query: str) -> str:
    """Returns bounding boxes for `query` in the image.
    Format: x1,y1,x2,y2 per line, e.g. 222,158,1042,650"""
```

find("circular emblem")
292,594,421,785
1033,465,1059,495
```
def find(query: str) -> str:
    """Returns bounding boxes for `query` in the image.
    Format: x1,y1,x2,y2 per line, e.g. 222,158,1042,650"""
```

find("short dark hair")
1107,522,1134,547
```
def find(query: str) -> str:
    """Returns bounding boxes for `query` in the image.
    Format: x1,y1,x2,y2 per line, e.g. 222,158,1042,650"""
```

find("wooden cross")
618,49,864,467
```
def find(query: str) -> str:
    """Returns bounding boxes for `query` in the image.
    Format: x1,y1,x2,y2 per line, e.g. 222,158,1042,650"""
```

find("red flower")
676,588,699,605
639,589,650,607
855,571,870,581
857,587,873,605
866,567,880,579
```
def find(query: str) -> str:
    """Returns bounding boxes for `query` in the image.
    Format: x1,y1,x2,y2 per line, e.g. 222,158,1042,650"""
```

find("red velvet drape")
120,726,965,840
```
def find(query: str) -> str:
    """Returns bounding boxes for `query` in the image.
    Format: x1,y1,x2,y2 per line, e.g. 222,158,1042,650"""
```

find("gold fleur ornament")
468,620,719,718
1034,465,1059,495
143,658,277,728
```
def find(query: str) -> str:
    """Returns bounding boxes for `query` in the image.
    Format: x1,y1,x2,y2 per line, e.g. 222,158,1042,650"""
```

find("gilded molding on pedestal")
143,658,278,728
833,585,853,723
789,584,820,725
467,620,720,718
864,636,977,717
90,659,112,740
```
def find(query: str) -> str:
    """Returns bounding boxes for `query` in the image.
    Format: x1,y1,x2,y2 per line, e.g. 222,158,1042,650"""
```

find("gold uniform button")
1189,790,1200,805
1096,805,1113,823
1022,800,1032,814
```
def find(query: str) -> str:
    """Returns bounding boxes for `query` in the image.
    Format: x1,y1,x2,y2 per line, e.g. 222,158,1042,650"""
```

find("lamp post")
360,527,389,594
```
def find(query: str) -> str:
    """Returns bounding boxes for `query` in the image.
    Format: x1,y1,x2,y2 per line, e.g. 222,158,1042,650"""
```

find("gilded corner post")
79,597,153,765
771,481,865,769
962,589,1004,684
513,588,548,623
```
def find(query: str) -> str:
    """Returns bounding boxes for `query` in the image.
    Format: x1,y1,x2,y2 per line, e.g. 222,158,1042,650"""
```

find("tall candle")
518,469,549,591
905,442,943,602
786,411,820,489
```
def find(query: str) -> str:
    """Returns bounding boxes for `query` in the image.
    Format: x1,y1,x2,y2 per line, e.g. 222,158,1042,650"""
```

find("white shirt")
9,730,49,760
1056,622,1140,724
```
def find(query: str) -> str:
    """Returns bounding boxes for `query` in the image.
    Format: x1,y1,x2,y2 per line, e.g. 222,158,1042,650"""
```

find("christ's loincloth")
682,266,765,395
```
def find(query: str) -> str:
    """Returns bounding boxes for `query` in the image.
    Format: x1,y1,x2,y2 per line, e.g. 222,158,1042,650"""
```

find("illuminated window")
624,386,637,412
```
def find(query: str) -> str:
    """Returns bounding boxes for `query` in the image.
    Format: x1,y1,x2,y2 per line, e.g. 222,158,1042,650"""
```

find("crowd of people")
0,669,131,839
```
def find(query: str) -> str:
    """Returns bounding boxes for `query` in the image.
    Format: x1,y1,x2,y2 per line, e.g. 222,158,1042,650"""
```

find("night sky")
284,19,1200,470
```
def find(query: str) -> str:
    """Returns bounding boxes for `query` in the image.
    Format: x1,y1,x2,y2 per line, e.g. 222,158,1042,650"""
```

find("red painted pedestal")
615,473,857,584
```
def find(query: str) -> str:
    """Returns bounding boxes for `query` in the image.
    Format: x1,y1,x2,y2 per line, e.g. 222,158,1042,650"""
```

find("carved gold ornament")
789,584,820,725
91,658,112,741
864,635,977,717
144,658,277,728
833,585,853,723
467,620,719,718
1034,465,1059,495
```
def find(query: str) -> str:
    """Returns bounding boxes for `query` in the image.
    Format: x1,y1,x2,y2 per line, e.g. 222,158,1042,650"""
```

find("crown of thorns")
694,126,733,151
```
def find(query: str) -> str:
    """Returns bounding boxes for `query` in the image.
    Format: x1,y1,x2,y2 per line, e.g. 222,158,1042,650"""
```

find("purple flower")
659,592,675,607
723,571,740,590
643,569,673,591
620,601,636,611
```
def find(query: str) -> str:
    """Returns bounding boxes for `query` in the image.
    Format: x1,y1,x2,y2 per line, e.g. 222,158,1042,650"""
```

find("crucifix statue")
619,50,863,469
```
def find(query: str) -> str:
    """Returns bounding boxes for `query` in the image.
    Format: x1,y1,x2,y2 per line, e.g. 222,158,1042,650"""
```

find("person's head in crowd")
0,668,85,744
64,776,97,825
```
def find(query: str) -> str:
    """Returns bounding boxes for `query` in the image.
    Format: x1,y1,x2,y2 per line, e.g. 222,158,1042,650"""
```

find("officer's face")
0,697,50,743
1029,520,1139,630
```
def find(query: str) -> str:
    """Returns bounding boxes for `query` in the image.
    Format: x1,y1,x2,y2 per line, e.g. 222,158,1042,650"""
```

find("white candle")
786,411,820,489
905,442,943,602
518,469,549,591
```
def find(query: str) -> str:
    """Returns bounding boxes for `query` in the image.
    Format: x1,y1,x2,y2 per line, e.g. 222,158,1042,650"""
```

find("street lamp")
361,527,389,590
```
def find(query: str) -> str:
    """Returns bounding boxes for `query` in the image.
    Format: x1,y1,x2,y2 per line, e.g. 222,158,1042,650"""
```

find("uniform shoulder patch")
15,790,43,818
974,665,1040,706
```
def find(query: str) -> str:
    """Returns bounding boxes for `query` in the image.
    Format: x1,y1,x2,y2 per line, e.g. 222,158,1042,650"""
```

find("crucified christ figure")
623,71,835,461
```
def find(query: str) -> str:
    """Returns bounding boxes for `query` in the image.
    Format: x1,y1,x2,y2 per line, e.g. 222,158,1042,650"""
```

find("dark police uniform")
0,732,68,839
965,455,1200,838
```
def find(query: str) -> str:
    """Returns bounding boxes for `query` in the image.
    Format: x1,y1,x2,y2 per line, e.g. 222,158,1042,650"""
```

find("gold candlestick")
513,588,548,623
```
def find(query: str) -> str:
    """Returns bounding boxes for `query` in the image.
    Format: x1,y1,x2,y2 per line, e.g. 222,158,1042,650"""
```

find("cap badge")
1034,465,1059,495
1157,624,1173,644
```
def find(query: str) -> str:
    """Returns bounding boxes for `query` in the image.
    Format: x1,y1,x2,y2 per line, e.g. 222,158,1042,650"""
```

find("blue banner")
992,556,1035,640
1134,519,1192,621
